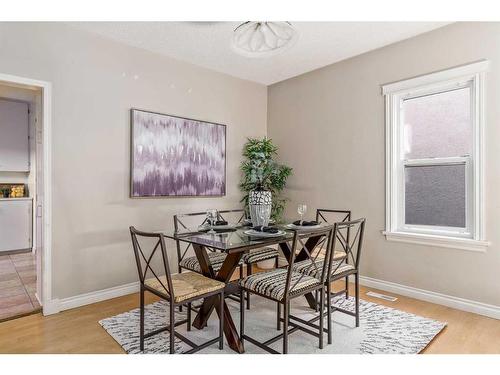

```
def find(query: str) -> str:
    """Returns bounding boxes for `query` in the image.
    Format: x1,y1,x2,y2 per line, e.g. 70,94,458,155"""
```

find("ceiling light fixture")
231,22,298,58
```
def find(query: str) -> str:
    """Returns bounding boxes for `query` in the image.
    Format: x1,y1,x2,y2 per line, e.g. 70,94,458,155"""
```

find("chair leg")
139,286,145,352
274,257,280,329
178,268,183,312
327,282,332,345
315,290,319,312
345,275,349,299
240,286,245,345
355,273,360,327
319,288,324,349
187,302,192,331
283,300,290,354
277,301,281,330
246,264,252,310
170,301,175,354
219,291,224,350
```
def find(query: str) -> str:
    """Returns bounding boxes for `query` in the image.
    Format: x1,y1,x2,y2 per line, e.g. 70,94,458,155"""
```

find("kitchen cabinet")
0,198,32,252
0,99,30,172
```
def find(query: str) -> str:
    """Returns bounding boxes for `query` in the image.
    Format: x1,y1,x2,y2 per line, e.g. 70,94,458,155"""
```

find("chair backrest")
130,226,174,299
316,209,352,254
283,225,335,300
316,209,351,225
173,209,246,269
328,218,366,275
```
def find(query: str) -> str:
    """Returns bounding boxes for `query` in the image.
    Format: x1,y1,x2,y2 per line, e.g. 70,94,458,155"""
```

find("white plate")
243,218,276,225
244,229,286,238
285,223,322,230
199,224,235,230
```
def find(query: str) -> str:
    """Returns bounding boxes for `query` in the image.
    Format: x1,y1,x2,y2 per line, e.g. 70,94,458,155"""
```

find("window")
382,61,489,251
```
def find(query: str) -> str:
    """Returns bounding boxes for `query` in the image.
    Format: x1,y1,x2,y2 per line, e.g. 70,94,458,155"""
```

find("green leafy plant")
239,137,292,222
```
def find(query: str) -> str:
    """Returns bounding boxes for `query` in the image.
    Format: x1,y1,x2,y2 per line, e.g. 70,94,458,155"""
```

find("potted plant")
239,137,292,226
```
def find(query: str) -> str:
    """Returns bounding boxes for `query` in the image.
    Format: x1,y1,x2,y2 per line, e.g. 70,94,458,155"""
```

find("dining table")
162,225,327,353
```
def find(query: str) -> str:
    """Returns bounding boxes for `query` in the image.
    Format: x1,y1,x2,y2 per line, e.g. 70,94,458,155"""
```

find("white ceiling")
70,22,449,85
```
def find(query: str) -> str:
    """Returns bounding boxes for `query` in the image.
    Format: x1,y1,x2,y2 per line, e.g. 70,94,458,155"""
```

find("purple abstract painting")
131,109,226,197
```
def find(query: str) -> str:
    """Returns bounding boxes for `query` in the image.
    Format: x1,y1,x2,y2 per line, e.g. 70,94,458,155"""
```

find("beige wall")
0,23,267,299
268,22,500,306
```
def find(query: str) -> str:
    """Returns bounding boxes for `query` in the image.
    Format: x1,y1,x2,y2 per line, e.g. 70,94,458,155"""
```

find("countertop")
0,197,33,201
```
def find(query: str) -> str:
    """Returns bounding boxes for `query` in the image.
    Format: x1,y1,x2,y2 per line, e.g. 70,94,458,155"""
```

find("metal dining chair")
325,218,365,342
314,209,352,304
292,218,366,344
174,209,279,309
130,226,225,354
174,210,244,276
239,225,335,353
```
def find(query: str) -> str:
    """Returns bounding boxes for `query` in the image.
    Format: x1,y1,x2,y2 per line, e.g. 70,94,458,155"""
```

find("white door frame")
0,72,54,315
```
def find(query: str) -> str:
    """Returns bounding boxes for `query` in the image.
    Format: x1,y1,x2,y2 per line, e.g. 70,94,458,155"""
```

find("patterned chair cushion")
145,272,224,303
242,247,279,264
292,259,355,280
179,252,244,273
179,252,226,273
240,268,322,301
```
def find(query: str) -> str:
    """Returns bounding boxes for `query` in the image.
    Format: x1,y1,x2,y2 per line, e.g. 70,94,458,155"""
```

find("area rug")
99,295,446,354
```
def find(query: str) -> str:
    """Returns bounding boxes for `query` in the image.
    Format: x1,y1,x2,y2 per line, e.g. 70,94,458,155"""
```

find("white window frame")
382,60,490,252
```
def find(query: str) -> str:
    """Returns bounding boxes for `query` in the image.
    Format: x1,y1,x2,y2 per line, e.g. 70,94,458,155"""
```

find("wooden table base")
192,246,245,353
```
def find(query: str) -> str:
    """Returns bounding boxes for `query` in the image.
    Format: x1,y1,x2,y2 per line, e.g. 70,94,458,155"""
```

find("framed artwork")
130,108,226,197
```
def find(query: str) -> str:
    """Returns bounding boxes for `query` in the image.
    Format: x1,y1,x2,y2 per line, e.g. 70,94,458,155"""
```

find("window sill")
382,231,490,252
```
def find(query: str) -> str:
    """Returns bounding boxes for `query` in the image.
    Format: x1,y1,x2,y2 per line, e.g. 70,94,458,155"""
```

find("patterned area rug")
99,295,446,354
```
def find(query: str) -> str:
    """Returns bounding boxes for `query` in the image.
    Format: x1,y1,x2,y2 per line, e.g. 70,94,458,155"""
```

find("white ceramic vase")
248,190,272,227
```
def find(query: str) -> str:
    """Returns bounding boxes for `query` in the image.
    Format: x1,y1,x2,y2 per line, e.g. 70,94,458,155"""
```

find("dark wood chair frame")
314,209,352,308
239,226,335,354
130,226,224,354
174,208,279,310
324,218,366,344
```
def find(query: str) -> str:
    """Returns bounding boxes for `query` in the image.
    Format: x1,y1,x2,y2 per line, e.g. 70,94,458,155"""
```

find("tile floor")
0,252,40,321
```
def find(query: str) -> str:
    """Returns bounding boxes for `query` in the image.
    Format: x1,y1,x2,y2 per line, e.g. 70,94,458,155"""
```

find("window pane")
403,87,472,159
405,164,466,228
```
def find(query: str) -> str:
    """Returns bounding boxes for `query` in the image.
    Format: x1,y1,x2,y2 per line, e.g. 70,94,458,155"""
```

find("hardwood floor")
0,279,498,354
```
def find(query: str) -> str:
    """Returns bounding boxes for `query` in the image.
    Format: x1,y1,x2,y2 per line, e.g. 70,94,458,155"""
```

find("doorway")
0,73,52,320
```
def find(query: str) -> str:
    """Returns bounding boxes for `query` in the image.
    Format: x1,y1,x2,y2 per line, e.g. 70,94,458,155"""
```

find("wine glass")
206,209,218,234
297,204,307,225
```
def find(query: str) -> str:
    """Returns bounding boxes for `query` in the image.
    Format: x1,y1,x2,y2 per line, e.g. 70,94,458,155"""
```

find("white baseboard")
359,276,500,320
42,298,61,316
43,281,140,315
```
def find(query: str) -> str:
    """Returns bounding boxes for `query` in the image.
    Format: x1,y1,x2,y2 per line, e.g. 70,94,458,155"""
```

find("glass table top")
161,223,332,252
161,227,293,252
